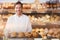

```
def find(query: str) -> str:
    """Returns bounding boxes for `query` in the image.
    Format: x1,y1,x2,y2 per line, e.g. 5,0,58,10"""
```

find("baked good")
10,32,17,38
36,28,40,33
25,32,32,38
40,28,44,32
32,29,36,32
17,32,25,38
31,32,39,38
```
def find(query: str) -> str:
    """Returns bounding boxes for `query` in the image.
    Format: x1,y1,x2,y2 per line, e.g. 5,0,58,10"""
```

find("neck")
16,13,22,17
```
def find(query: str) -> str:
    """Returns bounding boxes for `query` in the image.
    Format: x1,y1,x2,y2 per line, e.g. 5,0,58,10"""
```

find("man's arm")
4,17,12,38
27,18,32,32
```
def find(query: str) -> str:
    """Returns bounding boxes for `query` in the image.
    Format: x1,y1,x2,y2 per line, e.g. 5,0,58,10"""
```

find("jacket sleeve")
4,17,12,38
27,18,32,32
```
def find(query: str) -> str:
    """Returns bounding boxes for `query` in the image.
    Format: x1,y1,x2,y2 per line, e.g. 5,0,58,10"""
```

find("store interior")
0,0,60,39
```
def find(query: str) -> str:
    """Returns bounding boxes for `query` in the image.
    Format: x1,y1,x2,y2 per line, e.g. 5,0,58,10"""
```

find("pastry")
10,32,17,38
31,32,39,38
17,32,25,38
25,32,32,38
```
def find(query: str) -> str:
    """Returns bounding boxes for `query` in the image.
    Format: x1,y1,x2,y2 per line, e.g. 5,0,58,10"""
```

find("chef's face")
15,4,22,15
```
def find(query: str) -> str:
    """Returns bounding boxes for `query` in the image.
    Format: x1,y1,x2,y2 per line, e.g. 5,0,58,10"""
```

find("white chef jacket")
4,14,32,40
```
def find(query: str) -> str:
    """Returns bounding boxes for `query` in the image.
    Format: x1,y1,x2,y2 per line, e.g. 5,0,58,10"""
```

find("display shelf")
0,12,60,15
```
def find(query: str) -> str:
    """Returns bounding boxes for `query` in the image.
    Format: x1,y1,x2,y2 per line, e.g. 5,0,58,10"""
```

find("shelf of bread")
0,14,60,29
0,24,59,39
28,15,60,25
3,28,59,39
0,1,60,13
0,28,59,39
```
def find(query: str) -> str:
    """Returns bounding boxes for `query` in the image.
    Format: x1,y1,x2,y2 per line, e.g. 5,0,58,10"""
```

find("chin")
17,13,21,15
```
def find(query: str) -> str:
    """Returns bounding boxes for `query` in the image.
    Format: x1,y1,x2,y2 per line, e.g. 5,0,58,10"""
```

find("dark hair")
14,1,23,7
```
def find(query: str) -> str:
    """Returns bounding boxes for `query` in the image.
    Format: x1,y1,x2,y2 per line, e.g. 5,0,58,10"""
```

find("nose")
17,9,20,11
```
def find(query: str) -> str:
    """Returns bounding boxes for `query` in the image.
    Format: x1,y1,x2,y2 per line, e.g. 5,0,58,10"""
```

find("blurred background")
0,0,60,39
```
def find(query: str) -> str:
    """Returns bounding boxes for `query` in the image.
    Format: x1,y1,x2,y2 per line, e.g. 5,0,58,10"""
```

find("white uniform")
4,14,32,40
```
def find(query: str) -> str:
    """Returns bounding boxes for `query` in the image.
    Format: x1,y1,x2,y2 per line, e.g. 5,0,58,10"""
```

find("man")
4,1,32,40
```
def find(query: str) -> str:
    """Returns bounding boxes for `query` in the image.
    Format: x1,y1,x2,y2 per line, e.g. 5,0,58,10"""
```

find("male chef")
4,1,32,40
